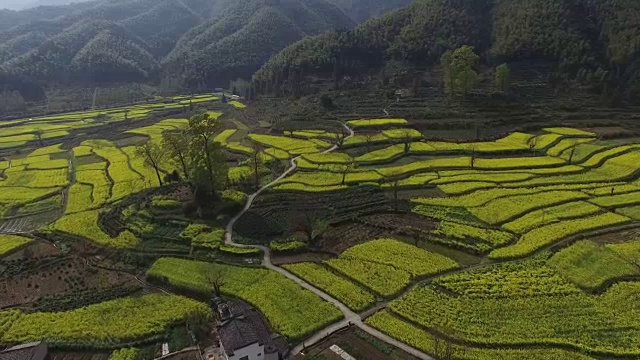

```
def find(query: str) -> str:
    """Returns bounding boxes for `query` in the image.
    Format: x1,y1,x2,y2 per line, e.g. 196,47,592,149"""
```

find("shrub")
270,239,308,253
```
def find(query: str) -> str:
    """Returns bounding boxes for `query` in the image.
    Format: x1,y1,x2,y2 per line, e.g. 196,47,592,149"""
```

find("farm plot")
489,213,631,260
387,265,640,357
283,262,376,311
91,144,146,201
324,239,457,297
0,167,69,188
147,257,342,340
548,240,639,290
366,310,597,360
0,187,61,217
75,165,112,208
466,190,590,225
607,240,640,265
0,234,32,255
347,119,408,128
248,134,330,155
49,210,139,248
502,201,603,233
433,221,514,252
0,294,211,347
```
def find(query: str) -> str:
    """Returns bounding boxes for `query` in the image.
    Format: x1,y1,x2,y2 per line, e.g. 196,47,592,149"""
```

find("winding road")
224,123,434,360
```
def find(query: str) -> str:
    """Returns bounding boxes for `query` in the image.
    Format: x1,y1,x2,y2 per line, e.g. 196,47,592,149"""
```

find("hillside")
0,0,92,11
0,0,354,90
325,0,412,22
162,0,354,86
255,0,640,99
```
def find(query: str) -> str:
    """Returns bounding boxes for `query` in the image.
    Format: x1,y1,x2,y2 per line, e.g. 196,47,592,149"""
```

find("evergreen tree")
494,63,510,92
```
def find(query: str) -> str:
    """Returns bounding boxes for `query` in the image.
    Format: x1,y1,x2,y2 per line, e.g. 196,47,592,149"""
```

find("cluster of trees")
137,113,228,203
0,90,26,113
253,0,640,100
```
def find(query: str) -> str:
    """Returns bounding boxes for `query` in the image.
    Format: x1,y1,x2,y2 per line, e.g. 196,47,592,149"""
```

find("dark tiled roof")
0,342,45,360
219,318,261,353
219,300,288,356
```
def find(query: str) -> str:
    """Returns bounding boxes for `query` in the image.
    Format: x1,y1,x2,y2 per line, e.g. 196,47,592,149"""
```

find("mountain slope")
325,0,412,23
255,0,640,97
0,0,354,86
163,0,354,86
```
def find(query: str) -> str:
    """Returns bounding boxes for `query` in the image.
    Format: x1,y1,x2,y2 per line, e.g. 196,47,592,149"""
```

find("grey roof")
0,341,46,360
218,300,288,356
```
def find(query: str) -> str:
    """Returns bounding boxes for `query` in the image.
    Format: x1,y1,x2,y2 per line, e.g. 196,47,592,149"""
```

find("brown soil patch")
271,252,335,266
294,327,420,360
0,255,138,308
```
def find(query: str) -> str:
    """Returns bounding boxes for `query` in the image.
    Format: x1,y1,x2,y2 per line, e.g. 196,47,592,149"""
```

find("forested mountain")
325,0,412,23
162,0,354,86
0,0,354,95
0,0,92,11
255,0,640,99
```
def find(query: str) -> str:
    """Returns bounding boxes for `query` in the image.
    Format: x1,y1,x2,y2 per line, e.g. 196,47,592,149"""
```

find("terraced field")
5,96,640,360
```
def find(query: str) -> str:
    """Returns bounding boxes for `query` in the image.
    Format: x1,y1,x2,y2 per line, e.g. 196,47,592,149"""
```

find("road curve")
224,123,434,360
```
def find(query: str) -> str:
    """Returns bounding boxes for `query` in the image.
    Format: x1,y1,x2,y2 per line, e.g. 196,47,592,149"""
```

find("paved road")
224,123,435,360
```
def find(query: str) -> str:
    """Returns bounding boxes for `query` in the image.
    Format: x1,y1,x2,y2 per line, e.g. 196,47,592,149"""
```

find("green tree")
494,63,510,92
188,113,228,195
440,50,456,95
451,45,479,95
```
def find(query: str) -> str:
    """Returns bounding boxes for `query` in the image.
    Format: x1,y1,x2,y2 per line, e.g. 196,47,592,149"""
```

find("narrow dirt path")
224,124,435,360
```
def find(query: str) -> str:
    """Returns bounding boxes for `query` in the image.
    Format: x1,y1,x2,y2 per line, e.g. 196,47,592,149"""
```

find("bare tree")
162,130,191,179
35,130,44,147
567,140,577,164
336,155,357,185
364,132,376,151
528,137,537,155
334,129,347,147
470,145,477,169
401,128,415,155
250,141,264,191
206,270,226,297
431,329,465,360
135,141,167,186
391,179,400,212
292,211,329,245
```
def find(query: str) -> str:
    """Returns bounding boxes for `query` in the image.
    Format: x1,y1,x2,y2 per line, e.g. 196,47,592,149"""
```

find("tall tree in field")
494,63,510,92
440,50,456,95
250,141,264,191
189,113,228,195
162,130,191,180
135,141,167,186
451,45,479,95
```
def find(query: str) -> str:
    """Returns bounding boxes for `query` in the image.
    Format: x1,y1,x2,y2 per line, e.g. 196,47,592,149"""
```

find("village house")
215,299,288,360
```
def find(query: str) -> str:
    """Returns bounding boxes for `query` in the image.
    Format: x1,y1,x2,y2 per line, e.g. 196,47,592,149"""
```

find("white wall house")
217,301,287,360
221,341,264,360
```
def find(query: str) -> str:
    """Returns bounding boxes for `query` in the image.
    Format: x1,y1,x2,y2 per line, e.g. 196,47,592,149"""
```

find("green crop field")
547,240,638,290
283,262,376,311
323,239,457,297
4,93,640,360
387,260,640,357
147,258,342,340
0,294,211,347
0,234,32,255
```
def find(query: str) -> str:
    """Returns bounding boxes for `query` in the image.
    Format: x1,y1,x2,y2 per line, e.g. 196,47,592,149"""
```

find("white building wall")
224,342,265,360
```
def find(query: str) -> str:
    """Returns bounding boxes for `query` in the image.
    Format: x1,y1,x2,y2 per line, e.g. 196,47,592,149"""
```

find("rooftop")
0,341,46,360
218,300,288,356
